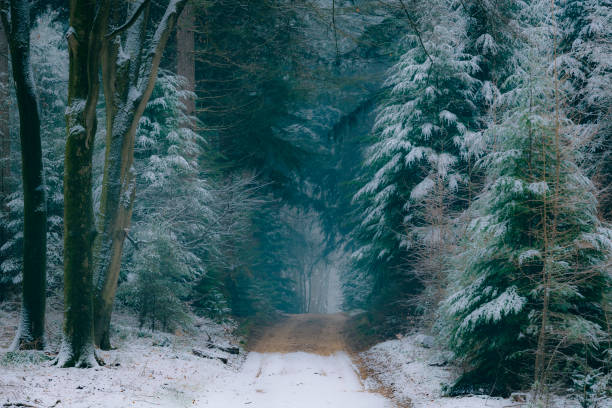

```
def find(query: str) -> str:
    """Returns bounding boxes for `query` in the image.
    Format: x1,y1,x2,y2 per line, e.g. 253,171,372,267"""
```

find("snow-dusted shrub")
0,350,51,366
118,227,197,332
571,367,612,408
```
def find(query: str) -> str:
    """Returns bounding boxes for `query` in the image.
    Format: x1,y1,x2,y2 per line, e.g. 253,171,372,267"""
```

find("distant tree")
1,0,47,350
0,22,12,298
0,23,9,227
176,2,195,118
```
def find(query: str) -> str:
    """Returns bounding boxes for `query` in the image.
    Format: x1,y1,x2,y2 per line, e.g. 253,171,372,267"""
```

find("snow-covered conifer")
441,6,611,394
351,2,480,327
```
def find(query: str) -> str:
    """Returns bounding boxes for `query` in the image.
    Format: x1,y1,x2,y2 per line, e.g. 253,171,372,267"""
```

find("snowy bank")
0,309,245,407
360,334,612,408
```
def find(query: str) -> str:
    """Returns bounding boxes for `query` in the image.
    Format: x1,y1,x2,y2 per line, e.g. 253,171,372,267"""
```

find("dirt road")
198,313,394,407
250,313,348,355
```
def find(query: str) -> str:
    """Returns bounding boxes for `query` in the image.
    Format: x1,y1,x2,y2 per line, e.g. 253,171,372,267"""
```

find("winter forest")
0,0,610,407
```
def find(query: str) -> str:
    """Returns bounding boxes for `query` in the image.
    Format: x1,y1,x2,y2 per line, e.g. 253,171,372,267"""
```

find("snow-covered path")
198,351,393,407
195,314,393,407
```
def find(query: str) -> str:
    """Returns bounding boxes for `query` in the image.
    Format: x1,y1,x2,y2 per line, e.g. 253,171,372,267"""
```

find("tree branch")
105,0,151,39
397,0,433,65
125,232,140,249
132,0,189,116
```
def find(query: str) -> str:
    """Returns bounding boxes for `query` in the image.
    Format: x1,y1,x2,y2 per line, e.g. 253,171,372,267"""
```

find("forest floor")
0,307,607,408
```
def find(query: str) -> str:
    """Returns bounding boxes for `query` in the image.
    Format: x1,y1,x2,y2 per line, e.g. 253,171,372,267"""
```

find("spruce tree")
351,2,479,330
441,15,611,394
557,0,612,220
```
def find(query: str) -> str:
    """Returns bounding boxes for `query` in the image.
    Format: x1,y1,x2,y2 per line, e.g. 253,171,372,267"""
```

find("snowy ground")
360,333,612,408
1,309,610,408
0,310,392,408
1,306,247,407
199,351,392,407
360,334,512,408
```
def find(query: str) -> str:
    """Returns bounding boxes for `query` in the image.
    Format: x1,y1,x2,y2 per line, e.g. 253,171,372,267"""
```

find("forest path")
197,313,394,407
250,313,348,355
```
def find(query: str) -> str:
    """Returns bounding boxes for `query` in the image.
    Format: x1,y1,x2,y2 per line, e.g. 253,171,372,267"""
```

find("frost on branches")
350,2,479,329
441,7,611,395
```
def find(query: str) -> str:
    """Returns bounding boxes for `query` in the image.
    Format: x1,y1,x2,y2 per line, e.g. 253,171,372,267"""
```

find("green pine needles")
441,24,611,395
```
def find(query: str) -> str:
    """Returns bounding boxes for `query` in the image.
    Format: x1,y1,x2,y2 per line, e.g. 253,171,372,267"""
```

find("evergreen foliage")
349,1,479,332
119,71,297,328
441,10,611,394
118,72,204,330
557,0,612,220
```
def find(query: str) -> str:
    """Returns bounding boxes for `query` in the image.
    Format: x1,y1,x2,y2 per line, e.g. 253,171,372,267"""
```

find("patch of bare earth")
250,313,347,355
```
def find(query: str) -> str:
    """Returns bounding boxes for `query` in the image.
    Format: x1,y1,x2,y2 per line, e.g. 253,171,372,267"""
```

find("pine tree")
350,2,479,331
557,0,612,220
119,72,204,331
441,13,611,394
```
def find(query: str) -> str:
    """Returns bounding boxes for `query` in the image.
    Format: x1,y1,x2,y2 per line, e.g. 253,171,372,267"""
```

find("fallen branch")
192,348,228,364
206,342,239,355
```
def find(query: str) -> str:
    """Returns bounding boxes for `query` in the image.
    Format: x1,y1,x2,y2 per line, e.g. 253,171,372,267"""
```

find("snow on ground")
360,334,612,408
199,351,393,408
3,304,608,408
1,307,391,408
360,334,511,408
0,304,246,407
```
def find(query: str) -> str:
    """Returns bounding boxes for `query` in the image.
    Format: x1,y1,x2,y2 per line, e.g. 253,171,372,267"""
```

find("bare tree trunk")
0,25,9,210
93,0,189,349
534,11,563,396
93,0,147,351
56,0,109,367
176,2,195,119
1,0,47,351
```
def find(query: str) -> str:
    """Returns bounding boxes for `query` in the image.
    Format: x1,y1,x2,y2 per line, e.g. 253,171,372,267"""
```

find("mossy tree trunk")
1,0,47,351
56,0,109,368
93,0,189,349
176,3,195,118
0,24,9,211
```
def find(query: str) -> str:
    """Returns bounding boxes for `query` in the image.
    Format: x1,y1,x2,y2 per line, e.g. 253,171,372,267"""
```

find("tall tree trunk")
0,24,9,212
57,0,108,367
176,2,195,118
2,0,47,351
93,0,146,351
93,0,189,349
0,22,10,271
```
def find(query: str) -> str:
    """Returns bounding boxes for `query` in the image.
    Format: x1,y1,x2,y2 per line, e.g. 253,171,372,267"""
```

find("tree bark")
176,2,195,119
93,0,188,349
56,0,109,367
0,24,9,210
2,0,47,351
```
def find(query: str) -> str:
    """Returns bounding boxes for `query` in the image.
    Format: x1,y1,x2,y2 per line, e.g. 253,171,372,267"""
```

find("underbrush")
0,350,52,366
